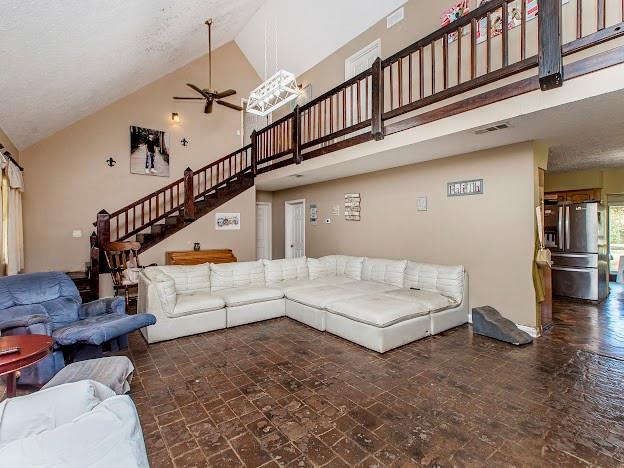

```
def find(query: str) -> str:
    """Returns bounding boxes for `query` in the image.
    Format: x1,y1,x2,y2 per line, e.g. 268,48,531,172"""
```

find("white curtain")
0,152,24,275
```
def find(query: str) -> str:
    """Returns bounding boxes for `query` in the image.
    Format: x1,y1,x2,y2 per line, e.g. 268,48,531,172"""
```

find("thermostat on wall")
325,218,332,224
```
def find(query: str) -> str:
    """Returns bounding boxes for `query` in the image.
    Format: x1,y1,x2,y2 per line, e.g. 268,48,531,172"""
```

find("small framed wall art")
215,213,241,230
345,193,361,221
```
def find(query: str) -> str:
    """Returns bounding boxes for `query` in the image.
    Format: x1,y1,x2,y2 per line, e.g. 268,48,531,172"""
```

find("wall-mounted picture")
130,125,170,177
215,213,241,230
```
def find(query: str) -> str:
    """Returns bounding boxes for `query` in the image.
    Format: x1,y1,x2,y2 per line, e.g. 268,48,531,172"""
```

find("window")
609,203,624,275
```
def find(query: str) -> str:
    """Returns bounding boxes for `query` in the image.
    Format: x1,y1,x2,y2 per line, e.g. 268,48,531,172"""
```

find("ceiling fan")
173,19,243,114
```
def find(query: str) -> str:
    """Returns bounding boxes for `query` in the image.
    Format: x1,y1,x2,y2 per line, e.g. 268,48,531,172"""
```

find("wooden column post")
538,0,563,90
251,130,258,176
183,167,195,221
292,106,302,164
89,230,100,299
371,57,385,141
96,210,110,276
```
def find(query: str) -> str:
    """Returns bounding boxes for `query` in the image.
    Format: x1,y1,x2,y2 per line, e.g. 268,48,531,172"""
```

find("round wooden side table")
0,335,53,398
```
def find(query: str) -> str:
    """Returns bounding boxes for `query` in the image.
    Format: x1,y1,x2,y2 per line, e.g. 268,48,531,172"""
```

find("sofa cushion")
307,258,335,280
335,255,364,280
361,258,407,287
210,261,265,291
150,264,211,293
211,287,284,307
309,255,364,280
286,285,369,309
382,288,457,311
171,293,225,317
327,294,431,328
404,262,465,303
277,277,354,294
340,280,397,294
263,258,309,285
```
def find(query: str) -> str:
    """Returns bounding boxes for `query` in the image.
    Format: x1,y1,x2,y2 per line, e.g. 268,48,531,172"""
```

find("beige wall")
21,42,260,273
0,126,19,160
256,190,273,204
270,142,539,327
545,168,624,198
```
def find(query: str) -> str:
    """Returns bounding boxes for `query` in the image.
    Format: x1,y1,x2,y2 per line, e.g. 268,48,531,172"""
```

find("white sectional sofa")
138,255,469,353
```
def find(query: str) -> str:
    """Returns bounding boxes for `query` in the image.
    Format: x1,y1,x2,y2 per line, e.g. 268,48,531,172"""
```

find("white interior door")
256,203,271,260
285,200,305,258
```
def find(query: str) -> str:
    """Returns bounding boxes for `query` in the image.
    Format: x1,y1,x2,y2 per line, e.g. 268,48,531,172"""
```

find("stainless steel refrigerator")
544,202,608,301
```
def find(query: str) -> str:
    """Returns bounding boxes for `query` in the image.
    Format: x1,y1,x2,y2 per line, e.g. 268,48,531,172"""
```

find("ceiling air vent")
474,123,510,135
387,7,405,29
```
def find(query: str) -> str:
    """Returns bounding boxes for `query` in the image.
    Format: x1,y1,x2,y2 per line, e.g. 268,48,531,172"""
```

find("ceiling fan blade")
173,97,205,100
215,89,237,99
205,100,214,114
217,100,243,111
187,83,211,98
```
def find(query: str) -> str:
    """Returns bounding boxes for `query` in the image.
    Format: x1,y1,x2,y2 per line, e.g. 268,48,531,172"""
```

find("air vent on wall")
474,123,510,135
387,7,405,29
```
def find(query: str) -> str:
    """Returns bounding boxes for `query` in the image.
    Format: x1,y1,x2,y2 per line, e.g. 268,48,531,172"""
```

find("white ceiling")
0,0,407,150
256,89,624,191
0,0,265,149
235,0,407,79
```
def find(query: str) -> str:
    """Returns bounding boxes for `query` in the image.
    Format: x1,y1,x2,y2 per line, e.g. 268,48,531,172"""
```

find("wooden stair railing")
89,0,624,297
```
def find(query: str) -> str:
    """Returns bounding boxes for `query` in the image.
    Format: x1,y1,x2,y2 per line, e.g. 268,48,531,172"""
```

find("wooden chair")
103,241,145,308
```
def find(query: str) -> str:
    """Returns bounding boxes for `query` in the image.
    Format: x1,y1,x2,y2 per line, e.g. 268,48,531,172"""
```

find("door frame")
285,199,306,258
256,202,272,260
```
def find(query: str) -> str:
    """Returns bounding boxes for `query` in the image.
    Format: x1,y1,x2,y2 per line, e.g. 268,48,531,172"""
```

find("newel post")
538,0,563,90
292,105,302,164
251,130,258,176
371,57,385,141
89,230,100,299
96,209,110,276
183,167,195,221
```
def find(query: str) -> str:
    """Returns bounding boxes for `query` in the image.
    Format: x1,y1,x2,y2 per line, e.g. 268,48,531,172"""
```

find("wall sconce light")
171,112,180,123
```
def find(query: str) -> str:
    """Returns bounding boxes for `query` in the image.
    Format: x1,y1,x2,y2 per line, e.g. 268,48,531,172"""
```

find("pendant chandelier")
246,18,298,116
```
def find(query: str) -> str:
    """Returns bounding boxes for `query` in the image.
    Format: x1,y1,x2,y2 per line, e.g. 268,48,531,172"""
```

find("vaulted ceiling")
0,0,265,150
0,0,407,150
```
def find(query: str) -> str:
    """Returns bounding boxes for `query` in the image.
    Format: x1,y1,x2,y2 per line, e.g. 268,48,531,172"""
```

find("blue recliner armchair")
0,272,156,386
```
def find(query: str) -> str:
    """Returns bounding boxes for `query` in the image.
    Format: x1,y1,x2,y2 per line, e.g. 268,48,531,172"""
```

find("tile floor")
4,286,624,467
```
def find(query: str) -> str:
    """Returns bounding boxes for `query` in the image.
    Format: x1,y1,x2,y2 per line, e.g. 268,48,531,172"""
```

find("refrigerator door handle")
565,205,571,250
557,205,564,250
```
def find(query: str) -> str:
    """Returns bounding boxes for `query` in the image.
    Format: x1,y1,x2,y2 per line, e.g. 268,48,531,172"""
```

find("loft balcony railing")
92,0,624,291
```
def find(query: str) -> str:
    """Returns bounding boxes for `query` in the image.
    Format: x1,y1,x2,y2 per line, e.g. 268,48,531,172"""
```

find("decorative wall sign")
180,138,189,147
106,157,117,167
310,204,318,225
476,0,570,44
130,125,170,177
345,193,361,221
447,179,484,197
215,213,241,230
441,0,471,43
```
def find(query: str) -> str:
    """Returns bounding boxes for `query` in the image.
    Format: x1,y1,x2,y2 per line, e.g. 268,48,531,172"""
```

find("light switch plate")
415,197,428,212
72,230,83,238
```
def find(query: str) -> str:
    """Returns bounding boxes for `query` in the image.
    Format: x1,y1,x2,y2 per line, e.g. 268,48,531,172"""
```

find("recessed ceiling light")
292,174,304,178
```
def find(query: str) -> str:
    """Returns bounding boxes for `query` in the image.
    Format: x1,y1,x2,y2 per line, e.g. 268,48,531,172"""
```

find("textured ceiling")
0,0,264,149
548,130,624,171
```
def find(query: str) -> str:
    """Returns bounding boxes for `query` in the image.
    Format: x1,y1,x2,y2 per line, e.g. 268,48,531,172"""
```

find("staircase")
89,145,254,294
89,0,624,297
